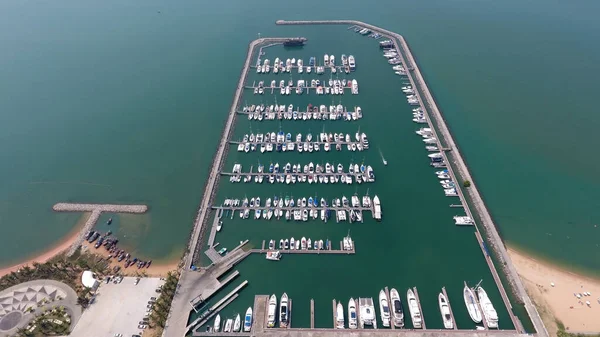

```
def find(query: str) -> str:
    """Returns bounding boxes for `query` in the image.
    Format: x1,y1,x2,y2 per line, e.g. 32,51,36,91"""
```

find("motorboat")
477,286,498,328
279,293,289,328
267,294,277,328
234,314,241,332
390,288,404,328
244,307,253,332
214,314,221,332
348,55,356,70
290,237,295,250
266,251,281,261
379,290,391,327
301,237,307,249
463,284,483,323
336,301,344,329
439,292,454,329
407,289,422,328
359,298,376,327
348,298,358,329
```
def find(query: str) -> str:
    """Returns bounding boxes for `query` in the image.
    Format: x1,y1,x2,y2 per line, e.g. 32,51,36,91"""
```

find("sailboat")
407,289,422,328
390,288,404,328
279,293,289,328
336,301,345,329
267,294,277,328
233,314,241,332
439,292,454,329
224,318,233,332
244,307,253,332
379,290,391,327
348,298,358,329
463,283,483,323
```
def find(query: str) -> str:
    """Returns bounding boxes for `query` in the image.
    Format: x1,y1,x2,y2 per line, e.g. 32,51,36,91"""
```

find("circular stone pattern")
0,311,23,331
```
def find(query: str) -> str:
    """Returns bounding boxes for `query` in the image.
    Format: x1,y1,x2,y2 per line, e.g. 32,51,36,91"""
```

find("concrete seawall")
52,202,148,256
276,20,547,337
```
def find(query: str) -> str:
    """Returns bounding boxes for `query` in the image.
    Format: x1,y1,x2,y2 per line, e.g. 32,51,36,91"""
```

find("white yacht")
379,290,391,327
407,289,422,329
348,55,356,70
324,54,329,66
359,297,376,328
390,288,404,328
463,284,483,323
477,286,498,328
336,301,344,329
279,293,289,328
373,195,381,221
267,294,277,328
348,298,358,329
351,79,358,95
439,292,454,329
213,314,221,332
330,55,335,66
244,307,253,332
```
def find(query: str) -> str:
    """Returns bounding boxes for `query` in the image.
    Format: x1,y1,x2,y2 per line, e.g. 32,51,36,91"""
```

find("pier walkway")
275,19,546,337
52,202,148,256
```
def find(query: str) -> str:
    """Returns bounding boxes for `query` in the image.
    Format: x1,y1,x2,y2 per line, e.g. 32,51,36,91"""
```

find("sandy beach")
0,213,91,277
509,247,600,333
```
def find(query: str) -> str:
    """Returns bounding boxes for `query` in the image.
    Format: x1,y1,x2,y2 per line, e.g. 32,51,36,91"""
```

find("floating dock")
413,287,426,329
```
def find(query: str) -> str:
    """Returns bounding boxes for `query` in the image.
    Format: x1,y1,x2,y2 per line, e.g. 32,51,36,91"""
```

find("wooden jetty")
288,299,292,328
275,19,539,336
310,299,315,329
442,286,458,330
413,287,426,329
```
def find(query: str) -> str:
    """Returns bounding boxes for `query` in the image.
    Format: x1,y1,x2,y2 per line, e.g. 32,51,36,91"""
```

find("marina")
164,19,544,337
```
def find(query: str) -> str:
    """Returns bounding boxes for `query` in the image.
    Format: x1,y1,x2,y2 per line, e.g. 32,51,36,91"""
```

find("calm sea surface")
1,0,600,330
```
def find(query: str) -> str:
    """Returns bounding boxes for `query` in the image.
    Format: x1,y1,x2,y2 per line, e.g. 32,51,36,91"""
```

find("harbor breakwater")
52,203,148,256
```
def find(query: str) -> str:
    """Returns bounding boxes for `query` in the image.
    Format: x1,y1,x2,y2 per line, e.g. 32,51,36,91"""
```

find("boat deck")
442,286,458,330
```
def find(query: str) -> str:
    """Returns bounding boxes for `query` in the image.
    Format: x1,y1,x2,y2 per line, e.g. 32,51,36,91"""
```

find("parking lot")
70,277,164,337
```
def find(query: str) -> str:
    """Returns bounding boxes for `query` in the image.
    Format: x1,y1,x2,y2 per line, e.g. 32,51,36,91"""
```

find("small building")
81,271,99,290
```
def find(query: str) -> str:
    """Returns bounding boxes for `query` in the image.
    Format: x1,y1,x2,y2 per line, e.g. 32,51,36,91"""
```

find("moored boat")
336,301,345,329
267,294,277,328
224,318,233,332
390,288,404,328
477,286,498,328
407,289,422,329
214,314,221,332
244,307,253,332
234,314,241,332
279,293,289,328
348,298,358,329
439,292,454,329
463,284,483,323
379,289,391,327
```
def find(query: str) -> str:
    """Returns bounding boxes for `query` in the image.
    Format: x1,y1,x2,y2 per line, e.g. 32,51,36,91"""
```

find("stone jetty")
52,203,148,256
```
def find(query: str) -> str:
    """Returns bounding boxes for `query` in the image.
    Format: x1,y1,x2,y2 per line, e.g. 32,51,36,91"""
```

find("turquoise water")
1,0,600,328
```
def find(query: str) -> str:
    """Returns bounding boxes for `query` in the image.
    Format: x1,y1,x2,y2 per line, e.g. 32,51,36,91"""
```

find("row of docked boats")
256,55,356,75
253,79,359,96
266,293,291,328
242,104,362,121
219,195,380,222
210,307,253,333
228,162,375,184
235,131,370,154
266,234,353,253
414,127,459,197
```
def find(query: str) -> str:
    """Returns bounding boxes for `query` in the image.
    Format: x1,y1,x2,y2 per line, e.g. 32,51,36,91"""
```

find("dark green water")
1,0,600,330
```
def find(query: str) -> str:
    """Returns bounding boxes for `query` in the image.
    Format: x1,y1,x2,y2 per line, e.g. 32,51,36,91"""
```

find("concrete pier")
384,287,394,330
310,299,315,329
275,19,545,337
332,299,337,328
52,203,148,256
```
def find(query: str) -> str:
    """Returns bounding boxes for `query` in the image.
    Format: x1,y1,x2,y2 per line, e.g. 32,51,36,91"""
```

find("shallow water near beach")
1,0,600,330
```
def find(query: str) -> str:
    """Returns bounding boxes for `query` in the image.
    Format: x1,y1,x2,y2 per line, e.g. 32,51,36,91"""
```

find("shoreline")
0,212,91,277
0,212,178,278
508,245,600,333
